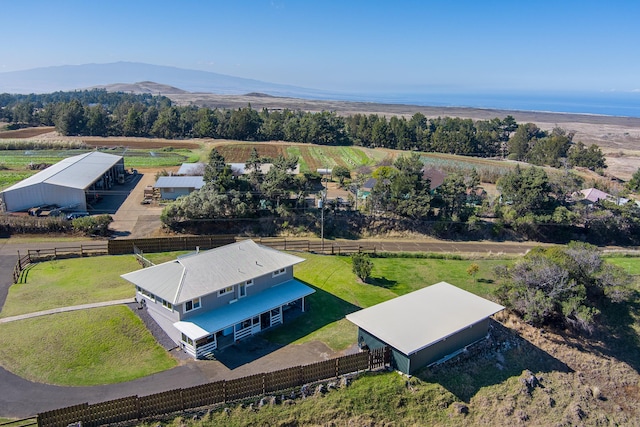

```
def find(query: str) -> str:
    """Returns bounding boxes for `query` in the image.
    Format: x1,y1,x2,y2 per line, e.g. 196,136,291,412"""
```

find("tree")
55,100,87,136
626,168,640,192
203,148,232,188
568,141,607,171
151,107,180,138
497,165,554,217
495,243,632,333
352,253,373,282
332,165,351,187
507,123,544,161
85,105,109,136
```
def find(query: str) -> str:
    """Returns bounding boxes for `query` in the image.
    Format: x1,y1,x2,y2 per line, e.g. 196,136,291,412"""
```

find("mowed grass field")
0,251,508,385
0,250,638,426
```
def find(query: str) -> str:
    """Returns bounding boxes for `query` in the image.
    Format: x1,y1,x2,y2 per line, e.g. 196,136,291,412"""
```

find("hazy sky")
2,0,639,93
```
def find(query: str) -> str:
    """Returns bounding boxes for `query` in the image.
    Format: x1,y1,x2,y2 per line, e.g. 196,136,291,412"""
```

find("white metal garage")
0,151,125,213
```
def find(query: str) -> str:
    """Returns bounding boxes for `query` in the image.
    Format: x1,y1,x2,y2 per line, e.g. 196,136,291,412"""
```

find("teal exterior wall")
407,318,490,374
358,317,491,375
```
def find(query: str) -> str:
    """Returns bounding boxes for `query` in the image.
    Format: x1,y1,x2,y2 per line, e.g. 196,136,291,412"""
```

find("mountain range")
0,62,332,98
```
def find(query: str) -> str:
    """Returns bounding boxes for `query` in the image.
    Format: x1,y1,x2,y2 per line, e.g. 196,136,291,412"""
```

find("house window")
181,333,193,346
184,298,201,312
139,288,155,302
272,267,286,277
162,299,173,310
219,286,234,296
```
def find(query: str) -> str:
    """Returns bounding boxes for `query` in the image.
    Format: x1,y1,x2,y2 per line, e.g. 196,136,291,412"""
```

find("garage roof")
3,151,123,191
346,282,504,356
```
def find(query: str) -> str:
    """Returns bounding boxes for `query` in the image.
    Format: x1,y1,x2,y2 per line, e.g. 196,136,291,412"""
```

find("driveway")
109,169,164,238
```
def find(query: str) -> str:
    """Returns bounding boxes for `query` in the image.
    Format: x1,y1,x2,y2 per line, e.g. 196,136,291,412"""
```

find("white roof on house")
2,151,123,191
154,176,205,190
121,239,306,304
228,163,300,175
174,279,315,339
177,163,205,176
346,282,504,356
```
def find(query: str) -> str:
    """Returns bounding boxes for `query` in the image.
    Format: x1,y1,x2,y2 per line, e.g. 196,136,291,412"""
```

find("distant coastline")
315,91,640,119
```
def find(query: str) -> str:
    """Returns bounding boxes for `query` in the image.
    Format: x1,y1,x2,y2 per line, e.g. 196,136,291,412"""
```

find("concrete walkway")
0,298,136,323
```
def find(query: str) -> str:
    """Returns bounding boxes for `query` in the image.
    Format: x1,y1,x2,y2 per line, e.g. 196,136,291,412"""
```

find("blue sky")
2,0,639,94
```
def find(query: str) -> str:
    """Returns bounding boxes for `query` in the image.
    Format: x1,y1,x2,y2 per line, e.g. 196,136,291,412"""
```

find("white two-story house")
121,239,314,359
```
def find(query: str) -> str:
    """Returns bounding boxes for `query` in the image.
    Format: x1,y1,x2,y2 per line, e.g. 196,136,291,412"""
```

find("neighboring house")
0,151,125,212
577,188,628,206
153,176,205,200
358,178,377,199
346,281,504,374
228,163,300,176
421,168,447,192
176,163,206,176
121,239,314,359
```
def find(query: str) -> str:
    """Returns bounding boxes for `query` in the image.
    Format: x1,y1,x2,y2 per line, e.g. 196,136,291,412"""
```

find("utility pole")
320,177,326,253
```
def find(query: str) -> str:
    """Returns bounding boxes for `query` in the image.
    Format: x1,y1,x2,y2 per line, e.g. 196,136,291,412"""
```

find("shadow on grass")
213,281,361,370
367,276,397,289
419,320,572,403
543,289,640,374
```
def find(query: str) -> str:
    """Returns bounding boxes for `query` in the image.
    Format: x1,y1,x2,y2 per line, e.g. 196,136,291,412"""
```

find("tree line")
0,90,605,169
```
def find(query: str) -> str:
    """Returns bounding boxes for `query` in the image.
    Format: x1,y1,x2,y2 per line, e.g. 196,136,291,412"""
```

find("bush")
352,253,373,282
72,214,113,236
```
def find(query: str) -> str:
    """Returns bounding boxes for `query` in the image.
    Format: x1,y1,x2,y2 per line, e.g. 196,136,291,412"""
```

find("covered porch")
174,280,315,359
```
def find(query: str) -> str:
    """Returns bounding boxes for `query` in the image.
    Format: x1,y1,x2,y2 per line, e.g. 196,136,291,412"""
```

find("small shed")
346,281,504,374
154,176,205,200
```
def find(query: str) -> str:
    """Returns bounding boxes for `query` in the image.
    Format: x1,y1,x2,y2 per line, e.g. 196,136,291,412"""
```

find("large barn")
346,281,504,374
0,151,125,213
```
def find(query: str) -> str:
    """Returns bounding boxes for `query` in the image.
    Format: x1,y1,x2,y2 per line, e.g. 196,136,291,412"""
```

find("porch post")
301,297,305,312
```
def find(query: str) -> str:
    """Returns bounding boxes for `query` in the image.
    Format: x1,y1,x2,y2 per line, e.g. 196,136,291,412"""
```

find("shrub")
352,253,373,282
72,214,113,236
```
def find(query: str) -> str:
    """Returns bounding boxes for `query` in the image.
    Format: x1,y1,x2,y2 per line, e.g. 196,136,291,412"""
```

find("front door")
260,311,271,329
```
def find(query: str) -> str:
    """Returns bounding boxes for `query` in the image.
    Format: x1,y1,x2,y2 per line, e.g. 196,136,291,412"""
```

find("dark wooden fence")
251,237,376,255
12,236,376,283
12,244,108,284
37,347,390,427
107,235,236,255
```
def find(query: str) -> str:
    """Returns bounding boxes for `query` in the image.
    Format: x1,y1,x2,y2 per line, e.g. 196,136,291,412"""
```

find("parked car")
66,212,90,220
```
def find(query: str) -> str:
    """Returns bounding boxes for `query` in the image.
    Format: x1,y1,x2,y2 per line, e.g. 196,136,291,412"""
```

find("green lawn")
0,255,140,318
266,252,507,351
0,306,176,386
1,251,634,387
606,255,640,275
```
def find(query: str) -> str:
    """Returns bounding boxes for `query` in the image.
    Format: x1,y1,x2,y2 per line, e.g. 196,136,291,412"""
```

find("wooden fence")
12,244,108,284
11,236,376,283
107,235,236,255
251,237,376,255
37,347,390,427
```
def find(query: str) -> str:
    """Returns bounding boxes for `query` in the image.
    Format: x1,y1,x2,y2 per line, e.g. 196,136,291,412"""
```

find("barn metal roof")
154,176,205,190
3,151,123,191
176,163,205,176
120,239,306,304
174,279,315,339
346,282,504,356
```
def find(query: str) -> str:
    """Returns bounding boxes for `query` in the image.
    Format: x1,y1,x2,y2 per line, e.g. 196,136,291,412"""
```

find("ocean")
332,91,640,118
